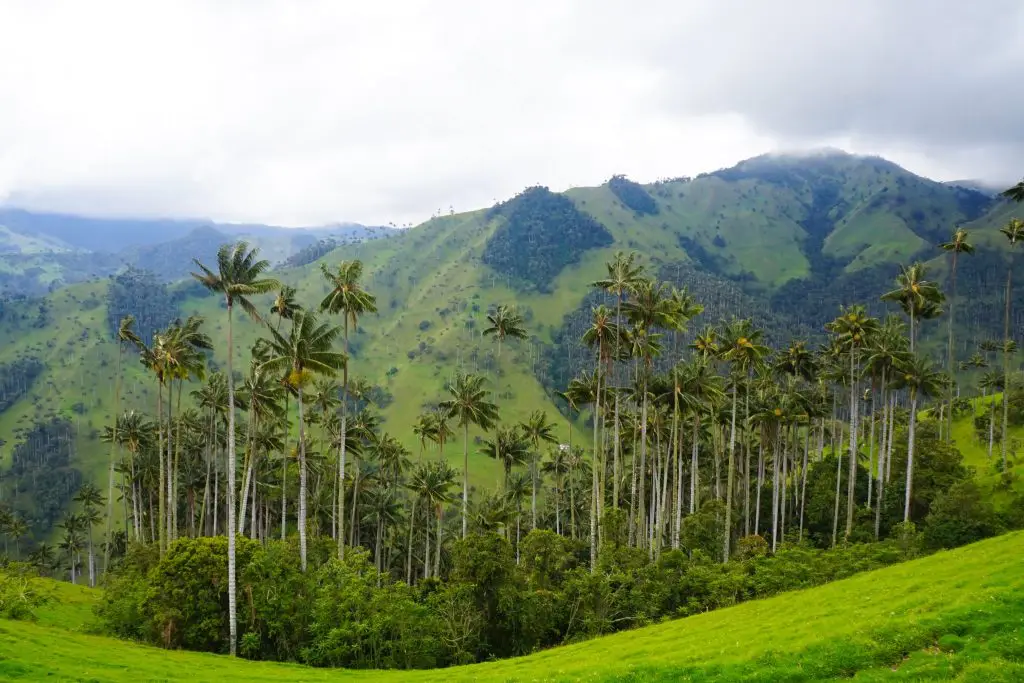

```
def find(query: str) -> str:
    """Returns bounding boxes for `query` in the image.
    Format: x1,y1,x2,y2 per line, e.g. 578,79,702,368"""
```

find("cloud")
0,0,1019,226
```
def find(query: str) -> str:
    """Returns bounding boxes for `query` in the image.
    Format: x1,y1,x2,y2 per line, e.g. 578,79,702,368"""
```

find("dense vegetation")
0,357,44,414
6,418,81,536
1,156,1023,677
483,187,613,292
607,175,659,215
105,267,178,346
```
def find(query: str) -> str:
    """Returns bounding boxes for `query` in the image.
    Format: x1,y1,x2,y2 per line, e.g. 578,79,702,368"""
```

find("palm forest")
5,206,1024,671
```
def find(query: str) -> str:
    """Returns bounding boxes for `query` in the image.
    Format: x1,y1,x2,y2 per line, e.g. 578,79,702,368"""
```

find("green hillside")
2,150,1023,539
3,530,1023,681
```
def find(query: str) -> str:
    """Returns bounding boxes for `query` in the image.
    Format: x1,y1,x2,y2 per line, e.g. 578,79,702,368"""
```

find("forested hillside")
1,149,1022,565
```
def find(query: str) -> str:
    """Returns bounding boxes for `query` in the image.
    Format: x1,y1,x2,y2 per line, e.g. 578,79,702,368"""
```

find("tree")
826,305,880,538
439,373,499,539
481,426,529,491
406,459,458,579
939,228,974,440
191,241,279,656
1002,179,1024,203
592,251,645,509
880,262,944,352
519,410,558,529
889,354,946,522
482,304,528,361
320,260,377,560
73,483,104,587
999,218,1024,470
105,315,140,575
719,319,769,561
262,310,345,572
270,284,300,331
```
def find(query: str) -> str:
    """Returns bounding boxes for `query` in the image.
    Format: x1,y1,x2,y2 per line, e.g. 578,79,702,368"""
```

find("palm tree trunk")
434,504,443,578
298,383,309,572
772,426,781,551
225,303,238,657
462,422,470,539
867,383,876,509
613,293,623,509
690,415,699,515
407,497,417,584
590,372,602,569
157,381,165,555
104,342,123,576
831,421,843,549
339,318,350,559
723,382,738,562
904,392,918,522
281,392,289,541
798,419,811,542
754,437,763,535
947,252,959,441
742,388,751,536
173,381,183,541
845,349,859,538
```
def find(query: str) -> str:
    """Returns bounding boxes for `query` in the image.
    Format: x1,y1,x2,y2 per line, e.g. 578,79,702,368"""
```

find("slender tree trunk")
723,382,738,562
742,388,751,536
407,497,417,584
690,416,700,515
947,252,959,441
298,383,310,571
846,349,858,538
771,426,780,551
798,419,811,542
225,303,238,657
435,504,443,578
462,422,470,539
158,381,165,555
831,422,843,548
590,371,602,569
867,383,876,509
339,319,350,559
103,343,124,576
904,392,918,522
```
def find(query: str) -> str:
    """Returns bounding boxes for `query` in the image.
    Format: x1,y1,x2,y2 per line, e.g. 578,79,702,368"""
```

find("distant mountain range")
0,208,395,295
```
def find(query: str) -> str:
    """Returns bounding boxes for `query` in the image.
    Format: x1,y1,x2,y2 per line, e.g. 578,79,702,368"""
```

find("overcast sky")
1,1,1021,227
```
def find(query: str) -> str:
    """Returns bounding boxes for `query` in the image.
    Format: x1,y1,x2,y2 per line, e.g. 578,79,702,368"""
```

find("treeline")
483,187,614,293
0,357,44,414
6,418,81,534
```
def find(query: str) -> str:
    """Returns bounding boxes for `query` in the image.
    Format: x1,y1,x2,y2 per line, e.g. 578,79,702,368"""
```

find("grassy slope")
1,159,1020,530
2,531,1023,681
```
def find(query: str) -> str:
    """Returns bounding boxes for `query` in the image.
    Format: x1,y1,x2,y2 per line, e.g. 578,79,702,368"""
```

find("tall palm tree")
482,304,528,360
999,218,1024,469
319,259,377,560
890,354,946,522
719,319,768,561
880,262,943,352
675,357,725,525
406,459,459,579
105,315,140,574
73,484,104,587
191,241,278,657
481,425,530,491
438,373,499,539
826,304,880,538
592,251,645,509
261,310,345,571
270,284,300,331
582,303,623,538
939,228,974,440
520,409,558,528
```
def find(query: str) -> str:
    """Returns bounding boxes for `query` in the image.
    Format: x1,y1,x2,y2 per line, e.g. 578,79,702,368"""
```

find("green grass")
2,531,1023,681
32,579,101,632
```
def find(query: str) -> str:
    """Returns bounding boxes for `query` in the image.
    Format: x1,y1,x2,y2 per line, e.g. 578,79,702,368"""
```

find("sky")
1,0,1022,227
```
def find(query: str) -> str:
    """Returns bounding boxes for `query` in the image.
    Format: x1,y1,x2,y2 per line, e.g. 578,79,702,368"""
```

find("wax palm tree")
482,425,530,491
592,251,645,509
939,228,974,440
59,513,84,585
407,459,459,578
520,409,559,529
980,370,1002,460
28,542,55,577
719,319,769,561
412,411,438,463
270,284,300,331
191,241,278,657
6,516,27,560
104,314,140,573
505,471,532,556
438,373,499,539
482,304,528,360
541,446,570,535
261,310,345,571
880,262,944,352
73,483,104,587
238,356,286,535
999,218,1024,469
582,304,623,531
890,354,946,522
677,356,725,518
826,304,880,538
319,260,376,559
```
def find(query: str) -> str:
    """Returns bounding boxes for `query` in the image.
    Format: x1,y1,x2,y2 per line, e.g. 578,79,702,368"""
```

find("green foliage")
8,418,81,534
0,564,51,621
483,187,613,292
923,480,1003,550
607,175,659,215
106,267,178,346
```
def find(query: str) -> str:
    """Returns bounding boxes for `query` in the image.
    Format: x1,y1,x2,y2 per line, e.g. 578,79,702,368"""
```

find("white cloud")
0,0,1020,226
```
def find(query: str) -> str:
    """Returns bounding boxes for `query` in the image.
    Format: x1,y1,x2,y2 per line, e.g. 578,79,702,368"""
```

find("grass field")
2,531,1023,681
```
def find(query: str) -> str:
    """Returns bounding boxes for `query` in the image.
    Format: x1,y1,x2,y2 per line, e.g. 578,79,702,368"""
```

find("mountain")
2,149,1023,537
0,208,395,295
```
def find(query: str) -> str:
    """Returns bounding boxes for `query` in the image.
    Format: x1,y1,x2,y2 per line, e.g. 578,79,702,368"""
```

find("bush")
0,564,50,621
923,481,1003,550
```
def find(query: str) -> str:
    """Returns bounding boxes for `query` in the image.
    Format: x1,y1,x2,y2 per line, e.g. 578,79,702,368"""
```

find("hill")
3,530,1023,681
2,149,1024,540
0,208,394,295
